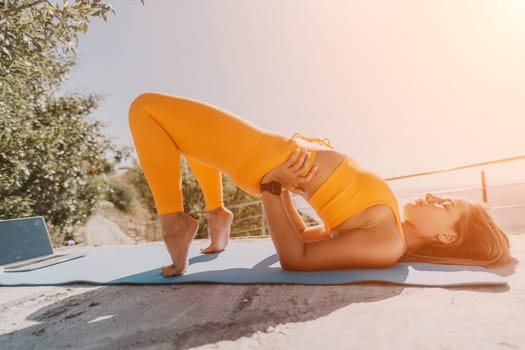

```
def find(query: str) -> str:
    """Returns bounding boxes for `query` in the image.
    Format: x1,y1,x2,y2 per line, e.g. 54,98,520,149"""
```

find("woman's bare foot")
159,212,199,277
201,207,233,254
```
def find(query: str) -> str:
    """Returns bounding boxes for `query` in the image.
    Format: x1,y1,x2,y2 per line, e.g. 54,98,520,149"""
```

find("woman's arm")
263,189,402,270
279,190,329,242
261,190,306,269
261,150,404,271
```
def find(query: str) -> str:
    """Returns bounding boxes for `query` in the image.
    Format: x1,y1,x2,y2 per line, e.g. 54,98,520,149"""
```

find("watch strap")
260,181,282,195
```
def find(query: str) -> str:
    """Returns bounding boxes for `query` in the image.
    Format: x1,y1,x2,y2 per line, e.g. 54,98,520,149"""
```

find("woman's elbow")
280,262,294,271
279,258,306,271
375,250,402,268
280,251,402,271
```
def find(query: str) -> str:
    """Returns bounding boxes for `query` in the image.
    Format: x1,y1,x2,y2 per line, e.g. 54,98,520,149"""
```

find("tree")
0,1,132,241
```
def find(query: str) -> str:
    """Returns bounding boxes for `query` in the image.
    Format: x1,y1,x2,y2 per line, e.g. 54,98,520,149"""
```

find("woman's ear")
437,231,458,245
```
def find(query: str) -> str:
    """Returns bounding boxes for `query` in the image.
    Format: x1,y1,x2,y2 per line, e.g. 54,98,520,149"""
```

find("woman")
128,92,510,277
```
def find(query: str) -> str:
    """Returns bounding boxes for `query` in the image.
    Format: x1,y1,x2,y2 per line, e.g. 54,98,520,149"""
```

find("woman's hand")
261,148,318,196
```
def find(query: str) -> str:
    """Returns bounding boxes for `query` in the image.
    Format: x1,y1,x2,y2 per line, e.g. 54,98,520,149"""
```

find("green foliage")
106,179,134,213
222,177,265,237
180,158,207,238
0,1,133,242
128,157,265,239
127,161,157,215
0,1,115,102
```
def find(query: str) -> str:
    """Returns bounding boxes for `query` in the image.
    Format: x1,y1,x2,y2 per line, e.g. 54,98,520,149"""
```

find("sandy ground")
83,214,135,246
0,233,523,350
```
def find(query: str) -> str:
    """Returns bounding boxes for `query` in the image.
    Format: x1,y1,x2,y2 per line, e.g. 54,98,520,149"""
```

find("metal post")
261,202,266,235
481,170,488,205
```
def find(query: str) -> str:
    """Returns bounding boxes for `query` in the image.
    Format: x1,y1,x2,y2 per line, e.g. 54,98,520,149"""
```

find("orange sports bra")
292,134,404,243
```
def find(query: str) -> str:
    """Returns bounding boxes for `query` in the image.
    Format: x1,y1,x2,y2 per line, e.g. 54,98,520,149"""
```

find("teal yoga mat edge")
0,264,507,287
0,274,507,287
0,280,508,287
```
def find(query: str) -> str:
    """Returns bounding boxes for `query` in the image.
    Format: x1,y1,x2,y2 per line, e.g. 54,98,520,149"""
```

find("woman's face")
403,193,471,241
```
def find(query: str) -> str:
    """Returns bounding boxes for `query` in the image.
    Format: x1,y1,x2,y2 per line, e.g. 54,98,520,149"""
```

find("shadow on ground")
0,252,516,349
0,283,406,349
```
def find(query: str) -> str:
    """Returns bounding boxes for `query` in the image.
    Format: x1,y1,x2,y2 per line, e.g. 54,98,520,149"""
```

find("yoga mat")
0,240,506,287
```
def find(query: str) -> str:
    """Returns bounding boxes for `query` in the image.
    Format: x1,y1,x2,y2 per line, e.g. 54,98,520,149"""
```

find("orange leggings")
128,92,300,214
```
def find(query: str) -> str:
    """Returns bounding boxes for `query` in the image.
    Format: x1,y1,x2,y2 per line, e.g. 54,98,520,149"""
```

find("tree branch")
2,0,48,15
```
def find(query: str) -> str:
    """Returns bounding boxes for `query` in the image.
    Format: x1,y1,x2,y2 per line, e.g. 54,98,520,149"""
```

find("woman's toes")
161,264,185,277
200,244,224,254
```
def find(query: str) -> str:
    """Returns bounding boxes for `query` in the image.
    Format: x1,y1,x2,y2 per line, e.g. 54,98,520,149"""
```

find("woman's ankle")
160,212,198,237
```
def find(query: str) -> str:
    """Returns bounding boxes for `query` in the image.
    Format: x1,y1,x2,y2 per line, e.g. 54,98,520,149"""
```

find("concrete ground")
0,234,523,350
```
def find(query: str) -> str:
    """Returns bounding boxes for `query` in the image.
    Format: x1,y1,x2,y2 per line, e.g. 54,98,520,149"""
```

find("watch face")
261,181,281,194
270,181,281,195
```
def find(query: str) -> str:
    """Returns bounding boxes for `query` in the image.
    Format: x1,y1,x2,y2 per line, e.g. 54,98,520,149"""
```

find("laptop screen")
0,217,54,265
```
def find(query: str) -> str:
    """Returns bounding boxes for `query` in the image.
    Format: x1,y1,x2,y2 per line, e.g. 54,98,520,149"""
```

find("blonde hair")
401,203,510,267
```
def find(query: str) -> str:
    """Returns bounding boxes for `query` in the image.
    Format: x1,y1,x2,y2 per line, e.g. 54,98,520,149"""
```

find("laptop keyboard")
4,254,68,269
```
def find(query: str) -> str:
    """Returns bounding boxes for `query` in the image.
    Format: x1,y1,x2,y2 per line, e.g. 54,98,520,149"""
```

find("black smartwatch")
260,181,282,195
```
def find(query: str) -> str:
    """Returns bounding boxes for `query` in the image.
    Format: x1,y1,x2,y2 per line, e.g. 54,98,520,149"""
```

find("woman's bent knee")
128,92,158,120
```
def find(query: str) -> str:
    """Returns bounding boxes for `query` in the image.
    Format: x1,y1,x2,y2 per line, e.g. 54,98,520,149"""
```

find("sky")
61,0,525,189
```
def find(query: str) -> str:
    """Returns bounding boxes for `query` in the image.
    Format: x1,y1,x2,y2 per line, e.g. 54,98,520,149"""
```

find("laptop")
0,216,85,272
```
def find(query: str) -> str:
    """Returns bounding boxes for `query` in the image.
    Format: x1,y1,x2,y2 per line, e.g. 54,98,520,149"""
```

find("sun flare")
485,0,525,42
